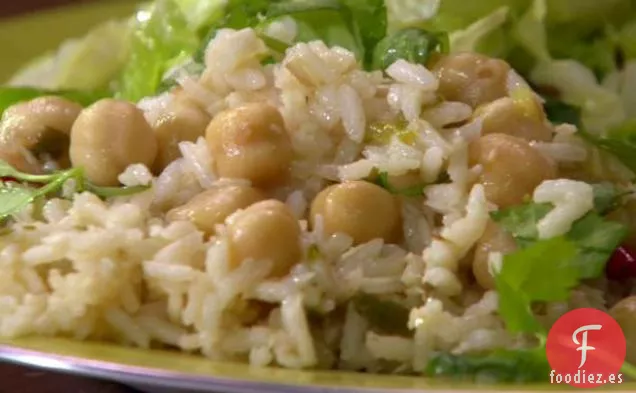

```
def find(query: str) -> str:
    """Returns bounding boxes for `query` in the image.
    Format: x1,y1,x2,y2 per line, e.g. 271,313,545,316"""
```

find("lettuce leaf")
116,0,198,102
372,28,448,70
531,60,626,134
174,0,226,34
513,0,549,62
196,0,386,69
449,6,509,54
9,20,131,91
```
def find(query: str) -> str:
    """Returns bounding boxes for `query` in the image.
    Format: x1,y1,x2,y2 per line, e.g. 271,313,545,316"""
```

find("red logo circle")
546,308,626,388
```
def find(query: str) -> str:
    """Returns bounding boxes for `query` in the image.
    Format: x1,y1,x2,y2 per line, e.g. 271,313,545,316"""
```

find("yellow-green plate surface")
0,2,633,392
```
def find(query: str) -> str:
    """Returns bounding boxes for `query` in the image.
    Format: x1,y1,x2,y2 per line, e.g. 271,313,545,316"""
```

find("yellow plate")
0,2,633,392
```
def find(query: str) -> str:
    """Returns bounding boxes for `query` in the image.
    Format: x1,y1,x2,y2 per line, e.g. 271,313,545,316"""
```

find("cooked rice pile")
0,27,622,372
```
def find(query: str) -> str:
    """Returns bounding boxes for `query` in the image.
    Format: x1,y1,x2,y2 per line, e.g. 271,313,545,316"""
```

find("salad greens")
372,28,448,70
0,160,149,221
491,192,628,279
117,0,199,102
425,347,550,383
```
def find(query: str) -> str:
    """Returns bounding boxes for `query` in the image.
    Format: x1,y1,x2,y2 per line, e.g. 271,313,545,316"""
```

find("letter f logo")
572,324,602,368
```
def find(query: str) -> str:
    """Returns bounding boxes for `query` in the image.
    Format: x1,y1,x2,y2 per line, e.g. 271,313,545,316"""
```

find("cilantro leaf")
496,279,544,335
0,161,58,184
566,213,628,278
591,182,625,215
490,202,551,246
0,161,150,220
424,347,550,383
0,185,39,219
496,237,578,334
0,168,78,220
491,196,628,280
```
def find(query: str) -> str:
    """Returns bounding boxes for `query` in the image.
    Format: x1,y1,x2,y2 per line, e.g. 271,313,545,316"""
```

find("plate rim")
0,337,575,393
0,342,484,393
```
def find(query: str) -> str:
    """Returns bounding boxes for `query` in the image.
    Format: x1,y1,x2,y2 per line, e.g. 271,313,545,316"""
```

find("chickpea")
469,133,557,208
310,180,401,245
69,99,157,186
0,96,82,170
0,144,42,174
472,221,517,290
609,296,636,363
205,103,293,187
167,184,265,237
432,52,511,108
386,171,424,190
476,97,553,142
227,200,301,277
153,99,211,173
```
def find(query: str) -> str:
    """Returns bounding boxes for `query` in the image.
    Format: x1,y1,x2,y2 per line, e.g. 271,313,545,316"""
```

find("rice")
0,25,629,376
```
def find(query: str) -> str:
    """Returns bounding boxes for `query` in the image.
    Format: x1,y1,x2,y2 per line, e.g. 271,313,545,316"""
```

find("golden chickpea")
609,296,636,363
205,103,293,187
432,52,511,108
167,184,265,237
469,133,557,208
0,144,42,174
476,97,553,142
310,180,401,245
0,96,82,168
386,171,424,191
69,99,157,186
153,99,211,173
472,221,517,290
227,200,301,277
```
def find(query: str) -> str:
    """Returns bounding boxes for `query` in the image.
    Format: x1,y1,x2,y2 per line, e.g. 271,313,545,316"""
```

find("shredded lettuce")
385,0,440,30
513,0,549,62
531,60,626,134
174,0,226,34
449,6,509,54
9,20,131,91
116,0,198,102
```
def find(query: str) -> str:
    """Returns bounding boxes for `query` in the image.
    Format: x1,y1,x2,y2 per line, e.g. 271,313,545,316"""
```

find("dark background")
0,0,92,19
0,1,145,392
